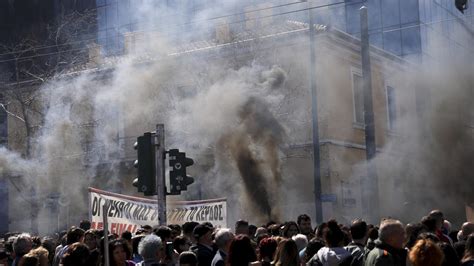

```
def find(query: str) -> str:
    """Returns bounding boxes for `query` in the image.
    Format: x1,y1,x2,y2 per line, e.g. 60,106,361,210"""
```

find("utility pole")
309,1,323,225
155,124,167,225
360,6,379,222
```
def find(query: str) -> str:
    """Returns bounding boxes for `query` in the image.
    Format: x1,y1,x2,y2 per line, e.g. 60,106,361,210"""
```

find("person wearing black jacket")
190,223,216,266
345,220,369,266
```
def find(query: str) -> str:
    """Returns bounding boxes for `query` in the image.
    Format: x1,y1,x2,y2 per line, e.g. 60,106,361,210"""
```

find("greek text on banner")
88,187,227,235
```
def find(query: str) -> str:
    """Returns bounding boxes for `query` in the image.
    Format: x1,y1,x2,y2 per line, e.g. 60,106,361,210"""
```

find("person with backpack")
307,219,352,266
345,220,369,266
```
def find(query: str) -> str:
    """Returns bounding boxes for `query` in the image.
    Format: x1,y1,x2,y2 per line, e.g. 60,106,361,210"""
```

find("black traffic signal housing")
168,149,194,195
456,0,468,13
133,132,157,196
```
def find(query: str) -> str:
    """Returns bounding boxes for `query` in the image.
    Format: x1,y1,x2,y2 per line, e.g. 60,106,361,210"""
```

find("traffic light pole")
155,124,167,225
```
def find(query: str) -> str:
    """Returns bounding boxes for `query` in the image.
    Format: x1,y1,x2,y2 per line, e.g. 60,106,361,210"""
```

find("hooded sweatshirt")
313,247,352,266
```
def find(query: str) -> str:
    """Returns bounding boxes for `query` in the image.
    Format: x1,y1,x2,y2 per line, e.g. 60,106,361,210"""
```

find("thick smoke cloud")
2,0,473,233
364,61,474,225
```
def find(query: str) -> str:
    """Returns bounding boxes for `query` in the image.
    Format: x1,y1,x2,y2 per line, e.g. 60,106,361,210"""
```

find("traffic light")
168,149,194,195
456,0,468,13
133,132,156,196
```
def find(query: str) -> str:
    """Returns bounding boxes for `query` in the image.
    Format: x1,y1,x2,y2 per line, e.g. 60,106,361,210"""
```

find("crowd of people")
1,210,474,266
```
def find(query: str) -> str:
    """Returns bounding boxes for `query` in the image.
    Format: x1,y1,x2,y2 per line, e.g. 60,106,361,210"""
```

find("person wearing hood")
365,219,407,266
307,219,352,266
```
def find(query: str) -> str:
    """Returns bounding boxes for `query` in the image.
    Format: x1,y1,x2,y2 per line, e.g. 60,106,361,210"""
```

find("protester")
122,231,133,247
173,236,192,254
84,229,100,266
257,237,278,266
190,223,216,266
137,234,166,266
281,221,300,239
211,228,234,266
314,223,327,240
344,219,368,266
25,246,49,266
408,239,444,266
307,219,352,266
18,253,39,266
153,226,173,244
455,223,474,259
461,234,474,266
108,239,135,266
365,219,407,266
267,224,281,237
0,250,8,266
297,214,315,240
249,225,257,241
132,235,145,263
302,238,325,264
180,251,198,266
428,210,453,245
53,227,85,266
272,238,300,266
182,222,199,245
254,227,268,242
61,242,90,266
12,233,33,266
235,220,250,236
79,220,91,231
168,225,182,240
291,234,308,253
366,226,379,251
226,234,260,266
405,223,428,250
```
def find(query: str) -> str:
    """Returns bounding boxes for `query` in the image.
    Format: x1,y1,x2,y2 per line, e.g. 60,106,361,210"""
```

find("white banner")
88,187,227,235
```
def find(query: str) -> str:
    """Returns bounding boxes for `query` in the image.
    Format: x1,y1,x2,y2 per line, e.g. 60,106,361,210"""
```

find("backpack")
344,243,367,266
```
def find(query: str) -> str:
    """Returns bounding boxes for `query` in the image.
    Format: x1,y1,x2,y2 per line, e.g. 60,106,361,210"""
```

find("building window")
386,86,397,130
352,71,364,125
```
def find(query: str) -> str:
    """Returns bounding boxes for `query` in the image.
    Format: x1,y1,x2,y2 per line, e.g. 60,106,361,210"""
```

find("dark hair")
315,223,327,240
368,227,379,241
227,235,257,266
439,242,460,266
258,237,278,261
62,243,90,266
203,222,214,228
405,223,428,249
79,220,91,231
324,220,344,247
268,224,281,237
121,231,132,241
179,251,198,266
132,235,144,255
418,232,440,243
273,239,300,266
108,239,132,266
235,220,249,228
182,222,199,236
66,227,85,245
463,234,474,262
304,238,325,263
169,224,182,237
249,225,257,236
421,216,438,233
173,236,189,253
31,236,41,249
282,221,300,238
297,214,311,225
350,220,368,240
153,226,172,241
